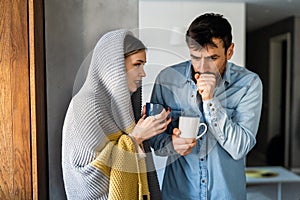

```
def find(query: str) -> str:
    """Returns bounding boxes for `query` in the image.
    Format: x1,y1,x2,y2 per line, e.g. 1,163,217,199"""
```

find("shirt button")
191,94,194,97
209,103,212,107
211,108,215,111
201,179,205,183
199,137,203,140
200,158,204,161
214,123,218,127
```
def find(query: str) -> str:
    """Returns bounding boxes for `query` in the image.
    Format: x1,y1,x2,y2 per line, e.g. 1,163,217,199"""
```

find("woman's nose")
140,66,146,77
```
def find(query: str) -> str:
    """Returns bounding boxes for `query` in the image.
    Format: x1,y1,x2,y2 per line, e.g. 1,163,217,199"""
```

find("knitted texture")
62,29,150,200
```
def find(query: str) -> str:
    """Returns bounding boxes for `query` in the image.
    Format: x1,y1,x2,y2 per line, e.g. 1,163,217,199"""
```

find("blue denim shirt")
149,61,263,200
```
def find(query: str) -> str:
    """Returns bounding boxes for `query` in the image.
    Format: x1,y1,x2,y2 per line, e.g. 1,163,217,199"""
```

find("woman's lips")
135,80,142,88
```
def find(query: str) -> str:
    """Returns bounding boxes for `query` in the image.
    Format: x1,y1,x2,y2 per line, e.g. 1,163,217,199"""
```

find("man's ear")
226,43,234,60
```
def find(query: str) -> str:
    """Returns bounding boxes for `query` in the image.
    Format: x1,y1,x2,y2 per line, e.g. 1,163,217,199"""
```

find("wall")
246,17,294,166
291,17,300,172
139,0,246,186
246,16,300,172
44,0,139,199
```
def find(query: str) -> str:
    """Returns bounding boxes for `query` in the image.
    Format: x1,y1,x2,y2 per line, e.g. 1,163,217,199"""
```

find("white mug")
179,116,207,140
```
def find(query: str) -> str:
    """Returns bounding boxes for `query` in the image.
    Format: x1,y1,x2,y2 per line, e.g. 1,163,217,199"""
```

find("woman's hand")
172,128,196,156
130,107,171,145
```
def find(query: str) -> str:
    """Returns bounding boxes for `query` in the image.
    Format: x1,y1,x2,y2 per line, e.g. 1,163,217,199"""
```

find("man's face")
189,38,233,76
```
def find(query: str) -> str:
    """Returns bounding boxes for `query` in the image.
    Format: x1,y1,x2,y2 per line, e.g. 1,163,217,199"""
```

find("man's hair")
186,13,232,53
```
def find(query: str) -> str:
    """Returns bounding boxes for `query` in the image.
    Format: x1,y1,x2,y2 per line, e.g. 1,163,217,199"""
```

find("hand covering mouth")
195,71,216,76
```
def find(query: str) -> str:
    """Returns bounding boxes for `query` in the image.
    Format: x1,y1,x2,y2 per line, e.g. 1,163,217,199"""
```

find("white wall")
139,0,246,187
139,0,245,103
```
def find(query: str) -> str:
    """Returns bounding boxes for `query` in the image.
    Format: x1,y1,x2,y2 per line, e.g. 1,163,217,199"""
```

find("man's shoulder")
228,62,262,86
154,61,190,84
160,61,189,75
229,62,260,78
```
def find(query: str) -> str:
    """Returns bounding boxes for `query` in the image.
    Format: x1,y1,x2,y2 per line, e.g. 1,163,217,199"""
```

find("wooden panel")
0,0,14,198
0,0,32,199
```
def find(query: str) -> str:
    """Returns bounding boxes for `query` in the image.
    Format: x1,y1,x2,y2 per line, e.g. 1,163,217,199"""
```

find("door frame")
29,0,48,199
268,33,291,168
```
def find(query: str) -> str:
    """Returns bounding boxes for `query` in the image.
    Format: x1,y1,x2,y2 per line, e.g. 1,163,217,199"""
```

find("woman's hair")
186,13,232,53
124,34,146,58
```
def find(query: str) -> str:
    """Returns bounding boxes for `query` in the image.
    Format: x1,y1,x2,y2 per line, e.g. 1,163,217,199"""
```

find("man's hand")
172,128,196,156
195,73,216,101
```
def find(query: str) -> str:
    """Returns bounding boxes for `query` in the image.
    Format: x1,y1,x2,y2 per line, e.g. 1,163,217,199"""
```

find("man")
149,13,262,199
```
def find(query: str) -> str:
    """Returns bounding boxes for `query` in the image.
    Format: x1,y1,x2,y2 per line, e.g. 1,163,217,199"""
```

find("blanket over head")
62,29,150,200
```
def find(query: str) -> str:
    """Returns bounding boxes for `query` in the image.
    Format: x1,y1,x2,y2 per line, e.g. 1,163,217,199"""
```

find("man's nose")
195,60,207,72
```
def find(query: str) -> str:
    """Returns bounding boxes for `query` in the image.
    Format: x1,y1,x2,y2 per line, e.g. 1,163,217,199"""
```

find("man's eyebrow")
190,54,200,59
190,54,219,59
206,54,219,58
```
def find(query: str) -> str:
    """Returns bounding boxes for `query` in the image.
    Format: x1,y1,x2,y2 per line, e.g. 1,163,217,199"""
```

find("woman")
62,29,171,200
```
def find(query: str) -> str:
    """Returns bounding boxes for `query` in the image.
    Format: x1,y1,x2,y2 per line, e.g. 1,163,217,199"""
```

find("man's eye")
208,57,217,61
134,64,141,68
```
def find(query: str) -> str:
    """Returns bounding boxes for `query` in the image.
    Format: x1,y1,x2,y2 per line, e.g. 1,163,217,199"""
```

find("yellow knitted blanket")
92,132,150,200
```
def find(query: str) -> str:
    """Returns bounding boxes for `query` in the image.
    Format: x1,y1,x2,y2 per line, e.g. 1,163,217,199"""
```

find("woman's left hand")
130,107,171,145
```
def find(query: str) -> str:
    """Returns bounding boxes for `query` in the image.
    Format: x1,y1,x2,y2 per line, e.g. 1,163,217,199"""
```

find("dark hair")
186,13,232,53
124,34,146,57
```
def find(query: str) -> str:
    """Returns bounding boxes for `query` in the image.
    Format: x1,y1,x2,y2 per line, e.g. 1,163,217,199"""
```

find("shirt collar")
222,62,232,85
185,60,193,81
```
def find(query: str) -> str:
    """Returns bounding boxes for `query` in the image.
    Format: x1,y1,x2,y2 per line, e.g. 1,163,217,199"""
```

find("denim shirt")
149,61,263,200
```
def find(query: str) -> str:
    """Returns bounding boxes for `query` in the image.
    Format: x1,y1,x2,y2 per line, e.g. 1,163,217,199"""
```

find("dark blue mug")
146,102,165,117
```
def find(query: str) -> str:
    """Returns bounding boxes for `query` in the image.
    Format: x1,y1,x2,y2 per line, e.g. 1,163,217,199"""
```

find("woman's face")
125,50,146,93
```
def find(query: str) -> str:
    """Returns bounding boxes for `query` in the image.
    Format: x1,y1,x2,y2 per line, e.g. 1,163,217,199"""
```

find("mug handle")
196,123,208,140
